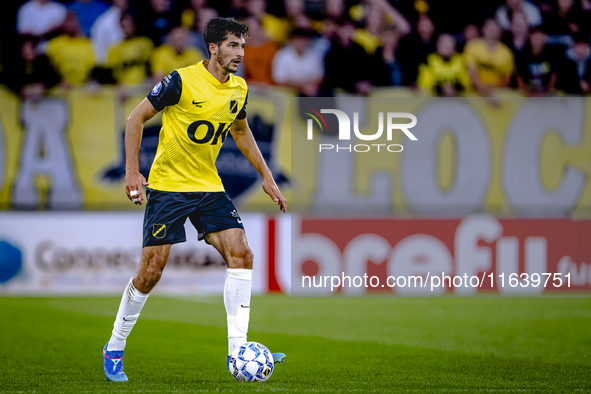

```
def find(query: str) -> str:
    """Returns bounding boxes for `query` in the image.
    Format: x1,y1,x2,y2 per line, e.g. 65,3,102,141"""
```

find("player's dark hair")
203,17,250,57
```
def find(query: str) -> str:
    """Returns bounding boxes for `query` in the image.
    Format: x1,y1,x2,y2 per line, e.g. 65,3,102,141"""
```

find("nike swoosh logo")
237,218,242,223
241,305,249,308
192,100,205,107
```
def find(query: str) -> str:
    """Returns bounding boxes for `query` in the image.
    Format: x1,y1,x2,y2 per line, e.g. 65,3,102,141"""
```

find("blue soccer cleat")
103,343,128,382
226,352,285,372
272,352,286,364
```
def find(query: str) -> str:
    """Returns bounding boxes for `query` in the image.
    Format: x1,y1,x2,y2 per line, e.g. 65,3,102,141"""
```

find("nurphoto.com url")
302,272,572,292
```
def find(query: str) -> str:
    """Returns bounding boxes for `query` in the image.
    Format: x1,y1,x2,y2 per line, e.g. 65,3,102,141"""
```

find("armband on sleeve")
147,70,182,111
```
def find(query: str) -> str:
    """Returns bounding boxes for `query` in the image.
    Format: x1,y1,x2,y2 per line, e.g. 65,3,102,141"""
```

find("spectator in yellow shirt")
418,33,470,96
151,27,204,81
246,0,290,45
45,11,95,85
464,18,514,97
353,0,410,55
105,13,153,85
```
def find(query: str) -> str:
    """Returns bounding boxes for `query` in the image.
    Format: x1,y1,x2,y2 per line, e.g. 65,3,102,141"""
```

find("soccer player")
102,17,287,382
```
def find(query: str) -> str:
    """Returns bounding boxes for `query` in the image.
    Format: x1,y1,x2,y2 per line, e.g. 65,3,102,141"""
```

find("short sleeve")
147,70,182,111
236,90,248,120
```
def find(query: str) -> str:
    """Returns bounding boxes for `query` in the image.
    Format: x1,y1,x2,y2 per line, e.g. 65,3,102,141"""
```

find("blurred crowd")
1,0,591,101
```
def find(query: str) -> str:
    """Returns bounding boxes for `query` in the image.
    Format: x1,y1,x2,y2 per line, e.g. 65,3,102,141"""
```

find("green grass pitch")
0,295,590,393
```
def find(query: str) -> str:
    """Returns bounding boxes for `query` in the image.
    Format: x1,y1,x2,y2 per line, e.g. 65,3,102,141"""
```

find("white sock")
224,268,252,355
107,278,150,351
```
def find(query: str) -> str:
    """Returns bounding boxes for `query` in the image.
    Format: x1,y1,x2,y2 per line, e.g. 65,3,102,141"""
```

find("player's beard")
216,48,239,74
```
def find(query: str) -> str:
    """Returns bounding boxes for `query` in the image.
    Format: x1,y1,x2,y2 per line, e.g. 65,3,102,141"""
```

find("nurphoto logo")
305,108,418,153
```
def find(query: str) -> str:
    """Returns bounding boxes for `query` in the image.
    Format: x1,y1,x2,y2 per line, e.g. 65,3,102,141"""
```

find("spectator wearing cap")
516,27,557,95
272,28,324,97
465,19,515,97
370,25,404,87
150,27,204,82
104,12,153,86
45,11,95,85
243,17,277,86
90,0,129,65
417,33,470,96
67,0,109,37
397,14,436,86
17,0,67,38
322,18,372,95
4,38,60,100
495,0,542,30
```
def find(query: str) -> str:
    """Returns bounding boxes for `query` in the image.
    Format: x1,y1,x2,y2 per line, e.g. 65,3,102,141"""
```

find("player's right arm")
125,71,182,205
124,98,158,205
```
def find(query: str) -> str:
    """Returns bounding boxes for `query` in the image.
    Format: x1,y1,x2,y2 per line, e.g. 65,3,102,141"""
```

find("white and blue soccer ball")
229,342,274,382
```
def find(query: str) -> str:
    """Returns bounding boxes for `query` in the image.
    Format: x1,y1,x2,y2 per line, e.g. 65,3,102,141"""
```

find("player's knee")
243,247,254,269
229,246,254,269
139,258,165,284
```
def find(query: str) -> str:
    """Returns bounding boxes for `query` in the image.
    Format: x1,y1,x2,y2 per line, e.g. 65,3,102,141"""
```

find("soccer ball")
228,342,274,382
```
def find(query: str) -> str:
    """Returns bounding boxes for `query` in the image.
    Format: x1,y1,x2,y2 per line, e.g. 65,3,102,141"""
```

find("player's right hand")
125,172,149,205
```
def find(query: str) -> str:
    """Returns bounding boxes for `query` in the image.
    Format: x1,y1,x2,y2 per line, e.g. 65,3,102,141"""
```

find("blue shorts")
142,189,244,247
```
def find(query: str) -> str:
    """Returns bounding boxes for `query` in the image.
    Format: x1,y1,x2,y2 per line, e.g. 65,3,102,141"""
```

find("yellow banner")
0,85,292,211
1,85,590,217
290,93,591,217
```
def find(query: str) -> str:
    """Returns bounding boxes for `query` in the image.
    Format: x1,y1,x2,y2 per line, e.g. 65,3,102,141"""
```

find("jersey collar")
200,59,232,87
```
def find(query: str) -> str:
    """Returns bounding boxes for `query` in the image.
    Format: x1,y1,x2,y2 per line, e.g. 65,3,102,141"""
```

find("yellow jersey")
150,45,204,77
464,39,514,86
261,13,290,45
146,60,248,192
353,29,380,55
46,35,95,84
105,36,153,85
417,53,471,93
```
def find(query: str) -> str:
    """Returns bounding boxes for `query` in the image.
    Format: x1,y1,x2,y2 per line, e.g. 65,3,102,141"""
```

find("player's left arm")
231,116,287,213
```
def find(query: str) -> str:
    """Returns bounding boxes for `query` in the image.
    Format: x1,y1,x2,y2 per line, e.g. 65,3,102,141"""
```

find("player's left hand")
262,177,287,213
